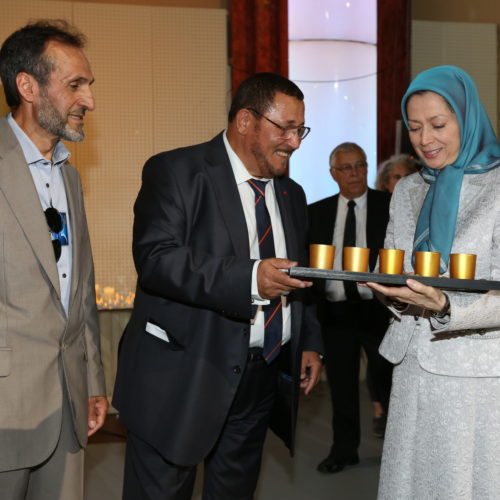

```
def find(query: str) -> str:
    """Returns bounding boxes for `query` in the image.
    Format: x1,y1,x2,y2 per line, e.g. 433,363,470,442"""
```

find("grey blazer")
379,168,500,377
0,116,106,471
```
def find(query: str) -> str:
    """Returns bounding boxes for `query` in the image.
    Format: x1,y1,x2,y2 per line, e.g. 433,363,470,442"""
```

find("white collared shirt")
7,114,72,315
326,191,373,302
223,131,291,347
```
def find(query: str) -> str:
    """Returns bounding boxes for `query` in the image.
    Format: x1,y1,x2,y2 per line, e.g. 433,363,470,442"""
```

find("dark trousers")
123,349,279,500
322,300,392,459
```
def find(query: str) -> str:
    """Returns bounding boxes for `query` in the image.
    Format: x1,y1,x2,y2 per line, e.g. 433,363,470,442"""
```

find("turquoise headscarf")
402,65,500,273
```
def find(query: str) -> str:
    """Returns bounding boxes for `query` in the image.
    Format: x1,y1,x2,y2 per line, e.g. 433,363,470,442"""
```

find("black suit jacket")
308,189,391,326
113,133,322,466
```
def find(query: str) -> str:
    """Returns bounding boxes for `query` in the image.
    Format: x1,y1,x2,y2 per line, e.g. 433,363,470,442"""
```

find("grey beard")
37,92,85,143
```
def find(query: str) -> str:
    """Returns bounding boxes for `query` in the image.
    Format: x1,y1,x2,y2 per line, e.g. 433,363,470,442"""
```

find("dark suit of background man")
113,72,323,500
0,21,108,500
308,142,392,474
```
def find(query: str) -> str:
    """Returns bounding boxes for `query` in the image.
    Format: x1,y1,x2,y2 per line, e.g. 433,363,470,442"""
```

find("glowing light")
95,284,135,309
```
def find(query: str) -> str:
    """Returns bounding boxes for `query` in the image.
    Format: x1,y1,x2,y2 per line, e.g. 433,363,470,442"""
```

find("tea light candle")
102,286,115,302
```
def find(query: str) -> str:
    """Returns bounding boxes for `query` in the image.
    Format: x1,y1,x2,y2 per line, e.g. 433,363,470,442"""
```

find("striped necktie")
248,179,282,363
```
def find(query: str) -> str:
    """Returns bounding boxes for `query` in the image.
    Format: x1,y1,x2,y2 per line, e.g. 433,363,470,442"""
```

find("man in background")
0,20,107,500
113,72,323,500
308,142,391,473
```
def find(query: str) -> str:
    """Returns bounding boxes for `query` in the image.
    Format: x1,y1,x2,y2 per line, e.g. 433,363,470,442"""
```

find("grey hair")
375,154,420,191
329,142,367,168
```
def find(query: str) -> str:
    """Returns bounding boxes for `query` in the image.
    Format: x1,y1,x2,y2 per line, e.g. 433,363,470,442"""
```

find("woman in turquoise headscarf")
366,65,500,499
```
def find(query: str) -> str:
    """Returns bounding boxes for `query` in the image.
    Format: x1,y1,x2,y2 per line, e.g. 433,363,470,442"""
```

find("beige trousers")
0,391,84,500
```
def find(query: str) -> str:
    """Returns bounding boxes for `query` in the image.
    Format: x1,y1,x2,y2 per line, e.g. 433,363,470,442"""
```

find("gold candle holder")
449,253,476,280
414,251,441,277
379,249,405,275
309,244,335,269
343,247,370,272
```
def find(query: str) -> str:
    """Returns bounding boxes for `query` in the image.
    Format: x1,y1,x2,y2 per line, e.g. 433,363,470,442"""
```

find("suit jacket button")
232,365,241,374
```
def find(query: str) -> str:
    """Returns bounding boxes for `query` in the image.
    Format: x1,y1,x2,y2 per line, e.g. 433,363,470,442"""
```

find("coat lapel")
409,177,429,220
204,134,250,258
311,195,338,244
274,177,299,261
61,166,81,312
328,195,339,242
0,118,61,298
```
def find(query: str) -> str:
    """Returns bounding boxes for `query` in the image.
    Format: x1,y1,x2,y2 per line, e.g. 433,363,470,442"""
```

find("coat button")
232,365,241,374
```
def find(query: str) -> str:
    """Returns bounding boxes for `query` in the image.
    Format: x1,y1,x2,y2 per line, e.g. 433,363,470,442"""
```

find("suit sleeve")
133,155,254,320
431,204,500,333
77,178,106,397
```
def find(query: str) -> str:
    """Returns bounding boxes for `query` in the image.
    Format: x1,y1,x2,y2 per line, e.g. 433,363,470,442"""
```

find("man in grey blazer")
0,20,107,500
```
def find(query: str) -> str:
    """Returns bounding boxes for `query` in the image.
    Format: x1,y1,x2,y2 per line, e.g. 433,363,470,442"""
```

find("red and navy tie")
248,179,283,363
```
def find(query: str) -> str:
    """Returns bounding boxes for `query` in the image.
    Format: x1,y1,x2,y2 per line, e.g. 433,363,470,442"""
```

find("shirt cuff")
387,299,410,318
429,311,451,330
251,260,270,305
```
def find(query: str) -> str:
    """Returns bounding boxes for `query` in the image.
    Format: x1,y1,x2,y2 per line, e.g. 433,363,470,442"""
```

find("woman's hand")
365,278,447,312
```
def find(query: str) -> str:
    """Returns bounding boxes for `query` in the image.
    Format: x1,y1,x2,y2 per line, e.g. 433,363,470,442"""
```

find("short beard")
37,87,85,142
250,140,275,178
250,138,291,179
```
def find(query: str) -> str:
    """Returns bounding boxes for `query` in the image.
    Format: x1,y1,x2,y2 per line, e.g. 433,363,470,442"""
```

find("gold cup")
449,253,476,280
343,247,370,272
379,249,405,275
309,244,335,270
414,251,441,277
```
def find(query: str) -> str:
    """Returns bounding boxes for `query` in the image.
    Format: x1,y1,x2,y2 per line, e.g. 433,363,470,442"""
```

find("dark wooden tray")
288,267,500,292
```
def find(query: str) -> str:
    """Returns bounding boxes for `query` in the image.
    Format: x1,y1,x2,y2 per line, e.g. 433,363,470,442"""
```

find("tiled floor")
84,382,383,499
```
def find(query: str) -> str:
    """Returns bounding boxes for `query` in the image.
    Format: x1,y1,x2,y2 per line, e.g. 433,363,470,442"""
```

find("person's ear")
16,72,38,104
235,108,253,135
329,166,338,182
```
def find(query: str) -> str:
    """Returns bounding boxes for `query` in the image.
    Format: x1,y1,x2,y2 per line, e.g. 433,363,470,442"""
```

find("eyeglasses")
247,108,311,140
332,161,368,174
44,207,68,262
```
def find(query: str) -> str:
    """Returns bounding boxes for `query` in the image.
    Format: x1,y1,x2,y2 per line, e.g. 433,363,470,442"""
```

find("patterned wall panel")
151,7,229,153
412,20,497,132
72,2,154,301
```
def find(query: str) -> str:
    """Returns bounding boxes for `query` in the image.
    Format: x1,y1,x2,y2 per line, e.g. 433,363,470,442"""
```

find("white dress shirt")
7,114,72,315
326,191,373,302
223,131,291,348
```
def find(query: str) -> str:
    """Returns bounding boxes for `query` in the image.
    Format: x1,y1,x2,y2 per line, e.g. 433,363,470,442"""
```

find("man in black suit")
113,73,323,500
308,142,392,473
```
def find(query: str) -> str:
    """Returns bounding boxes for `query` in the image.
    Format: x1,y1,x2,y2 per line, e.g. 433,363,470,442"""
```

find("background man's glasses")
44,207,68,262
332,161,368,174
247,108,311,140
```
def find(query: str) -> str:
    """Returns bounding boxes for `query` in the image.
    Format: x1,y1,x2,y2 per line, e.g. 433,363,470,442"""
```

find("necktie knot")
348,199,356,209
248,179,268,200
